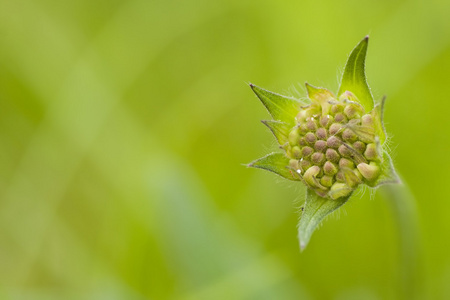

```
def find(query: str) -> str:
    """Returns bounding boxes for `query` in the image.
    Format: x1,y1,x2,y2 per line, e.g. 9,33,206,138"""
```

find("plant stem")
380,182,423,300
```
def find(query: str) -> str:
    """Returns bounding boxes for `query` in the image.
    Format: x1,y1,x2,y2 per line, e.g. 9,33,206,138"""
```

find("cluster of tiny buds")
285,91,382,199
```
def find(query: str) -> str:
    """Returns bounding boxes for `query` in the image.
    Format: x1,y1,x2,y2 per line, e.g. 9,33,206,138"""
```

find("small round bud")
306,119,318,131
320,115,334,128
325,148,340,163
316,127,328,140
329,123,342,135
364,143,378,161
331,103,344,114
326,136,341,149
311,152,325,166
353,141,366,153
300,159,313,171
299,123,309,134
329,182,352,200
357,162,380,181
344,104,362,119
301,146,313,157
314,140,327,152
338,144,352,158
289,159,299,170
299,137,307,146
323,161,338,176
305,132,317,145
342,129,357,143
339,158,355,169
334,113,348,123
291,146,301,158
289,129,300,146
361,114,374,127
320,175,334,188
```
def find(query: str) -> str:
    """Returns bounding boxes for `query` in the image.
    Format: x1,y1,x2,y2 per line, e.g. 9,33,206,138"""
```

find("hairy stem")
380,182,423,299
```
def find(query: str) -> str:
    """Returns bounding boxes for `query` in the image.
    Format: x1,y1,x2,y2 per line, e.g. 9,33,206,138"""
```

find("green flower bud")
300,159,313,171
357,162,380,181
311,152,326,166
364,143,379,161
316,127,328,140
325,148,340,163
323,161,338,175
320,175,334,187
339,158,355,169
314,140,327,152
334,113,348,123
291,146,302,158
329,123,343,135
353,141,366,153
305,132,317,145
319,115,333,128
306,119,318,131
289,159,300,170
342,128,357,143
329,182,352,200
326,136,341,149
301,146,314,157
338,144,352,158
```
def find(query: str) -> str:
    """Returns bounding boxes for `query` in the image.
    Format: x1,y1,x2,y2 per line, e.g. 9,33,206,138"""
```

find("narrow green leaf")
261,120,291,145
247,152,300,181
338,36,374,112
298,189,351,250
250,84,300,125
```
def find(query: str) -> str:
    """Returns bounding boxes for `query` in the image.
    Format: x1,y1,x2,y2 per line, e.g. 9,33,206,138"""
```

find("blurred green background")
1,0,450,299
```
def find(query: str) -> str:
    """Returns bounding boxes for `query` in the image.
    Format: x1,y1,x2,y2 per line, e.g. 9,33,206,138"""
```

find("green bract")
247,36,399,250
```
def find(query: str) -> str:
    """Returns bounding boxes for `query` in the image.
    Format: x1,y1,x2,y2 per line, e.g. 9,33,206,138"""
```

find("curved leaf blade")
298,189,351,250
247,152,300,181
250,83,300,126
338,36,374,112
261,120,291,145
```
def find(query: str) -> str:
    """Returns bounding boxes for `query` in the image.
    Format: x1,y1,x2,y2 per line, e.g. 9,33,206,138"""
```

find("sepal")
338,36,374,112
247,152,300,181
250,83,300,126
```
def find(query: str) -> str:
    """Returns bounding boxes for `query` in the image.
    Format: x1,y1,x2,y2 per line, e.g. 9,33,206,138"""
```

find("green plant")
247,36,400,250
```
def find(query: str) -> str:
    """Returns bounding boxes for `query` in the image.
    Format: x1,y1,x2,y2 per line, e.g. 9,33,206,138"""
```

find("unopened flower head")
247,36,400,249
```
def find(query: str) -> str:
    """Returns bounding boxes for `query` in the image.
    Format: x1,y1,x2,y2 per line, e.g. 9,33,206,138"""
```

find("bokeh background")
1,0,450,299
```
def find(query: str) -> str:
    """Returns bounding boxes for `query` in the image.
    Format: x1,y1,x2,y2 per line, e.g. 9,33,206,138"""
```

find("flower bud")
320,175,334,187
342,128,357,143
311,152,325,165
314,140,327,152
301,146,313,157
338,144,352,158
305,132,317,145
344,103,362,119
289,159,299,170
339,158,355,169
320,115,333,128
326,136,341,149
306,119,318,131
364,143,378,161
361,114,374,127
300,159,313,171
316,127,328,140
304,166,321,187
334,113,348,123
329,123,342,135
325,148,340,163
353,141,366,153
357,162,380,181
323,161,338,175
291,146,302,158
329,182,352,200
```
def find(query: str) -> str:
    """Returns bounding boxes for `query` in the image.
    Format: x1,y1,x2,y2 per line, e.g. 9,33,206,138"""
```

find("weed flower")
247,36,399,249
